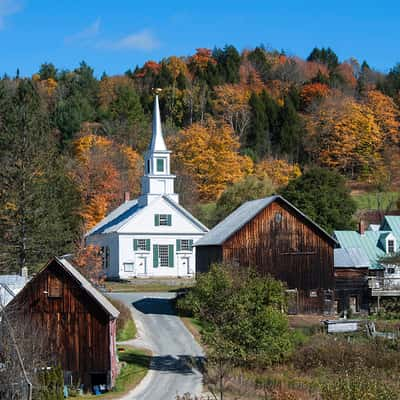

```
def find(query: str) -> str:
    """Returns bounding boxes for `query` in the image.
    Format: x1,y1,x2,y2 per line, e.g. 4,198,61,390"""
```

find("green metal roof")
334,216,400,270
383,216,400,239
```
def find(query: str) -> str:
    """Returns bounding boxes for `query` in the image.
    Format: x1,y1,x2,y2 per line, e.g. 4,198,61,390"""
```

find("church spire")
149,90,167,152
139,89,179,206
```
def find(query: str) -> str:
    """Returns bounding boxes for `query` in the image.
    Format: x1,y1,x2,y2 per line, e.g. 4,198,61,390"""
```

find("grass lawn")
105,279,195,293
352,191,399,211
79,346,151,399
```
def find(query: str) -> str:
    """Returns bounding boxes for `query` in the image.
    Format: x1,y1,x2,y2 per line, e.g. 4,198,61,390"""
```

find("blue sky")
1,0,399,77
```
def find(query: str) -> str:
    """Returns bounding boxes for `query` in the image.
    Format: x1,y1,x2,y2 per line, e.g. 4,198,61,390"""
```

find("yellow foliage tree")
255,158,302,187
171,120,253,201
363,90,400,145
71,134,142,230
306,96,384,179
214,84,251,138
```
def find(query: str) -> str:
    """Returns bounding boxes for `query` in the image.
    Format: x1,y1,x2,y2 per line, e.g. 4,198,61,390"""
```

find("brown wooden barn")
195,195,337,314
9,257,119,391
333,248,370,314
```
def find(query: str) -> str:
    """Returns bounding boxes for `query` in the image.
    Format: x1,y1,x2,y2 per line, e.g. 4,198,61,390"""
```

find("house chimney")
124,191,130,202
358,220,366,235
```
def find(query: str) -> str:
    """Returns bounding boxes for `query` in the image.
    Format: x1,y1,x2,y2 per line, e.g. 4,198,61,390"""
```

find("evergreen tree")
247,92,269,158
307,47,339,71
277,96,304,161
213,45,241,84
38,63,58,80
0,80,80,273
281,167,357,233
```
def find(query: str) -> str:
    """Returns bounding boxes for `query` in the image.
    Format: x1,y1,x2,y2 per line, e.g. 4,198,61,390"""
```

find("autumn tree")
255,158,301,187
299,82,330,110
306,95,384,179
70,134,142,230
171,120,253,201
213,84,251,138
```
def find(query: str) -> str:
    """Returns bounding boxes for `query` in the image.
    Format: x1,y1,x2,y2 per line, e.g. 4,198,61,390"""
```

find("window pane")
159,214,171,226
124,263,134,272
180,240,192,251
159,245,169,267
156,159,164,172
137,239,147,251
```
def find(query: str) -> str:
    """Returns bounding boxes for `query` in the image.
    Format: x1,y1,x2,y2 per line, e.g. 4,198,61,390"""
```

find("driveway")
108,292,204,400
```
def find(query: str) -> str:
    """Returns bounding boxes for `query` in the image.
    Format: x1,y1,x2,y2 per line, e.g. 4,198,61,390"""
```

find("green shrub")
33,365,63,400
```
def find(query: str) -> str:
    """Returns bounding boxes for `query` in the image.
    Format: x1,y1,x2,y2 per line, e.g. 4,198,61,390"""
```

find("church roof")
149,94,167,153
86,195,208,236
195,195,336,247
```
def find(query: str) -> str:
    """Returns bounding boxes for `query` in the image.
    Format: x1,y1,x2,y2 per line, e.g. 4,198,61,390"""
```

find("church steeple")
139,89,179,206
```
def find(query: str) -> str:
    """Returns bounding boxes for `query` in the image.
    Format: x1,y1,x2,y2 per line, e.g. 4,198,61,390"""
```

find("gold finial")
152,87,162,95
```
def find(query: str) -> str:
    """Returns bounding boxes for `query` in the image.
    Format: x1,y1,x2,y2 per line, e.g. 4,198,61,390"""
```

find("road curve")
108,292,204,400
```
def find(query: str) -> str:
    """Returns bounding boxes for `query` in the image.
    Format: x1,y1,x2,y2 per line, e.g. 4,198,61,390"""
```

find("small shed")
195,195,337,314
8,257,120,391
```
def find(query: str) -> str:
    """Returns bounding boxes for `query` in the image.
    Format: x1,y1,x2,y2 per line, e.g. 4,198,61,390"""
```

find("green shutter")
146,239,151,251
176,239,181,251
154,214,160,226
167,214,172,226
133,239,138,251
153,245,159,268
168,245,174,268
189,239,193,251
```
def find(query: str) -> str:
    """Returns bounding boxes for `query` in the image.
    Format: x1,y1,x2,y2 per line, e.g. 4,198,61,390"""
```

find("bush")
33,365,64,400
178,263,295,368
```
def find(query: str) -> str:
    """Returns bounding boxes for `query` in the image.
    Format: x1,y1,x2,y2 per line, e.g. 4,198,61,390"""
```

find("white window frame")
124,263,134,272
158,245,169,267
388,239,395,254
180,240,192,251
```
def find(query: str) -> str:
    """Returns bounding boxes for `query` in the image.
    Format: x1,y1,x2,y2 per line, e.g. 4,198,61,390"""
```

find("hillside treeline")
0,45,399,272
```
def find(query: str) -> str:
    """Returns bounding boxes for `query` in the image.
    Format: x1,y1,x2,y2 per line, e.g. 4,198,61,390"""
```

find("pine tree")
0,80,80,273
247,92,269,159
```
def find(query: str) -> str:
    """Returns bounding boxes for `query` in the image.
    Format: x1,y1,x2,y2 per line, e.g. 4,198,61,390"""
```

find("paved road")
108,292,204,400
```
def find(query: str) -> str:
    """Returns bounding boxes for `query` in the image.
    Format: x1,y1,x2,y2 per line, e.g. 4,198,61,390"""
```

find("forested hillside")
1,45,400,272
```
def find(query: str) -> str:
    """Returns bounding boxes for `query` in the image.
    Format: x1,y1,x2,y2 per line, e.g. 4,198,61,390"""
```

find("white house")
85,93,208,279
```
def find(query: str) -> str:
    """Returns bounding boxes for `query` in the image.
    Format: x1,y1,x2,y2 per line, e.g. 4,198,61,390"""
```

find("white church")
85,92,209,279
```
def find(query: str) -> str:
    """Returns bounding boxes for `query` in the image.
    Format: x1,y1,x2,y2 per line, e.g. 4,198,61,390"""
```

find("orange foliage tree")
306,96,383,179
255,158,302,187
70,134,142,230
189,48,216,72
363,90,400,145
300,82,330,109
171,120,253,201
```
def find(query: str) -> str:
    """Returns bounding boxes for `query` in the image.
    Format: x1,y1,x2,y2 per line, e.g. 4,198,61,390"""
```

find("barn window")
47,275,62,298
275,212,283,223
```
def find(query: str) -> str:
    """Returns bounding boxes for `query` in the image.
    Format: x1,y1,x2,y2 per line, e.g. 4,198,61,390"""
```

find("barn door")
286,289,298,315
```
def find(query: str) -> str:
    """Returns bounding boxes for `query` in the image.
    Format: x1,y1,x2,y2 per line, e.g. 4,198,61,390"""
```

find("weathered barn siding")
196,246,223,274
197,199,335,313
11,260,115,389
334,268,369,313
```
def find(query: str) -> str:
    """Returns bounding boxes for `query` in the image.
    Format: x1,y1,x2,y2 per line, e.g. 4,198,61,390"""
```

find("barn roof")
195,195,337,247
10,257,119,319
55,257,120,319
334,248,370,268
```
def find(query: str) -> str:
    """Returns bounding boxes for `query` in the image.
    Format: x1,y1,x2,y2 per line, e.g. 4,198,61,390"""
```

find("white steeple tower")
139,90,179,206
